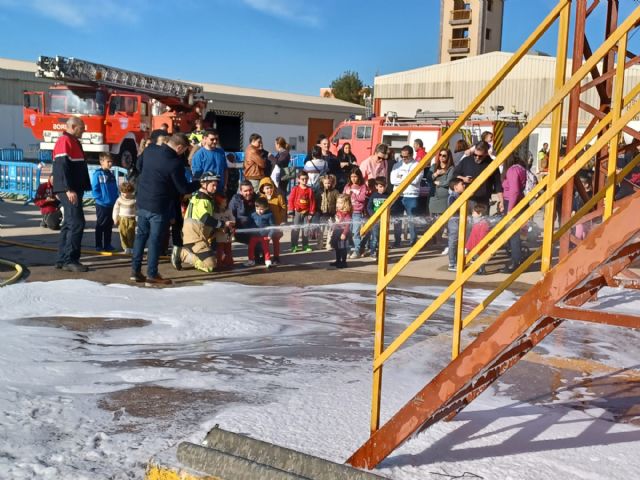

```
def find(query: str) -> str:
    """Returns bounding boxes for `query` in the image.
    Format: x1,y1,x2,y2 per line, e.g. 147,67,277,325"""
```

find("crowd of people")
45,116,626,285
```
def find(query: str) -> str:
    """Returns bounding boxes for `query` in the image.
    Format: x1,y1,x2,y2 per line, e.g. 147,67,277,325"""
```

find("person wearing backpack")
501,155,528,273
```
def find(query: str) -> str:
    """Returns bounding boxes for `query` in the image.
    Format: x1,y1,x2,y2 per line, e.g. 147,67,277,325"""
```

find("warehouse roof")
0,57,363,113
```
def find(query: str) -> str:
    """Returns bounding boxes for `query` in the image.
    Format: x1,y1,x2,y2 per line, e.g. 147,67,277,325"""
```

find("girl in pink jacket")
343,167,368,258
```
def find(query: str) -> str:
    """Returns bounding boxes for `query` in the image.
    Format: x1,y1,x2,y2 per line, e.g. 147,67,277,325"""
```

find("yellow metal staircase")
348,0,640,469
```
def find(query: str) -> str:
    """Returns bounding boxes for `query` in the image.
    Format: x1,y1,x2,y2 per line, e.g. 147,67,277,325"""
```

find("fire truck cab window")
336,125,353,141
109,96,138,115
356,126,372,140
23,93,42,111
47,89,105,115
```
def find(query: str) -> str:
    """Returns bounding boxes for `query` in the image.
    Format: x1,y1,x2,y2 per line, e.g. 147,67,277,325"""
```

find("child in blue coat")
91,153,119,251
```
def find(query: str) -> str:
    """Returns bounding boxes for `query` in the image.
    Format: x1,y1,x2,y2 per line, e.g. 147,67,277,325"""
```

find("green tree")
330,71,365,105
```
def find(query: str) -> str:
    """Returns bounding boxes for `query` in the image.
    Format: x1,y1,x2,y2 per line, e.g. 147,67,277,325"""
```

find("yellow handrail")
461,150,640,331
373,98,640,371
465,80,640,264
361,0,571,237
376,5,640,294
367,0,640,434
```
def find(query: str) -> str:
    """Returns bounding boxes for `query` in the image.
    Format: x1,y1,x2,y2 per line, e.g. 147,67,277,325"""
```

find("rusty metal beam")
583,38,609,102
550,305,640,328
586,0,600,17
579,101,640,141
348,191,640,470
580,55,640,92
561,0,588,258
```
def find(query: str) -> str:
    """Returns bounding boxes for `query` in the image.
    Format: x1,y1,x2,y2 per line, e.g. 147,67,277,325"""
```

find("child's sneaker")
290,245,300,253
271,257,280,266
303,245,313,252
265,259,272,268
349,251,361,259
104,245,115,252
441,247,449,255
243,260,256,267
447,264,457,272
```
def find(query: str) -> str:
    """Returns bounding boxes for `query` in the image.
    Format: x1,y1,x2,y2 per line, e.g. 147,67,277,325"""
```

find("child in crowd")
112,181,136,254
288,171,316,253
366,176,390,259
343,167,368,258
246,197,274,268
465,203,490,275
34,174,62,230
317,174,339,250
174,173,233,273
259,177,287,265
447,178,466,272
330,194,353,269
91,153,119,251
303,145,328,190
572,173,593,240
212,194,235,269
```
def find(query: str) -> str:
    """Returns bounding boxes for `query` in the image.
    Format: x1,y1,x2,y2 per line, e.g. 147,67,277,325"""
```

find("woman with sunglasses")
430,148,455,249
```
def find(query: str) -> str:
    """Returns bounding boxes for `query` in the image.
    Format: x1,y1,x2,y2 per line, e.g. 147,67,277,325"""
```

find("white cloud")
0,0,140,29
240,0,321,27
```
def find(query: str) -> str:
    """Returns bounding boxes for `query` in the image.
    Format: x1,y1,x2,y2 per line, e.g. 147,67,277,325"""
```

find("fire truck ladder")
36,55,203,100
349,0,640,470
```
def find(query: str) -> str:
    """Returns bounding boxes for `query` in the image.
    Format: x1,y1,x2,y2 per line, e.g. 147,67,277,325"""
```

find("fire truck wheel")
118,141,137,170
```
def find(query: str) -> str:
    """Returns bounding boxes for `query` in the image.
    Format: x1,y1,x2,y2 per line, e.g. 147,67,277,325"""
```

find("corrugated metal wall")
0,68,52,105
374,52,640,126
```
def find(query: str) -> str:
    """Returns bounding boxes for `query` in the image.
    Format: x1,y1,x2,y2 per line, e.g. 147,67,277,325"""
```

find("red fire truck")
329,112,528,163
23,55,206,166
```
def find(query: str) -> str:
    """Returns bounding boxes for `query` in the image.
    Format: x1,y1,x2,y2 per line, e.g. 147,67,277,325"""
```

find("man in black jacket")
453,141,504,212
131,133,199,286
228,181,256,245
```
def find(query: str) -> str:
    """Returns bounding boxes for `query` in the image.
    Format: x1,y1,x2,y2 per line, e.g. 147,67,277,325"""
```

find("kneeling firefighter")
171,172,234,272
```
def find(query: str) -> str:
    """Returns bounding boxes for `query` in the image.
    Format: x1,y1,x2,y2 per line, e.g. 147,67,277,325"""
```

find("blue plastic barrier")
0,148,24,162
85,166,128,200
38,149,52,163
0,160,40,204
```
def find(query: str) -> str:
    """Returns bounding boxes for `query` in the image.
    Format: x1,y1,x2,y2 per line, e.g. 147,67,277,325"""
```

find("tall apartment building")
439,0,504,63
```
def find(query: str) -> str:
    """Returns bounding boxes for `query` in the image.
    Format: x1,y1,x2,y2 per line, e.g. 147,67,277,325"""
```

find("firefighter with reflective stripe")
171,172,234,273
52,117,92,272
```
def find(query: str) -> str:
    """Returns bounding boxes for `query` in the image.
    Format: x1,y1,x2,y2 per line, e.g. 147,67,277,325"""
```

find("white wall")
243,121,308,154
0,104,40,157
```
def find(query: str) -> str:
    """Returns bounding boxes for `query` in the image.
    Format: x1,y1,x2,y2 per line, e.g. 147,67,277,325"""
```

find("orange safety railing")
361,0,640,434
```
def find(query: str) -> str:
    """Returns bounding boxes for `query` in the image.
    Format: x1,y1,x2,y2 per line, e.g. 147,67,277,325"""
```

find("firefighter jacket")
182,191,225,247
52,132,91,195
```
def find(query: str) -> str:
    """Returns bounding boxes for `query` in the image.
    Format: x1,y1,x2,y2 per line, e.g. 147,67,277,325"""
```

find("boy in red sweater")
287,171,316,252
34,174,62,230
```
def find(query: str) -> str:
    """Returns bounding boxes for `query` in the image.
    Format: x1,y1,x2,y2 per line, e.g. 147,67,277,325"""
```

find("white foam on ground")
1,280,640,479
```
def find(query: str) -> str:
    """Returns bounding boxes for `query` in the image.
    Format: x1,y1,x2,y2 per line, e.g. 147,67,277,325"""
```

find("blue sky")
0,0,638,96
